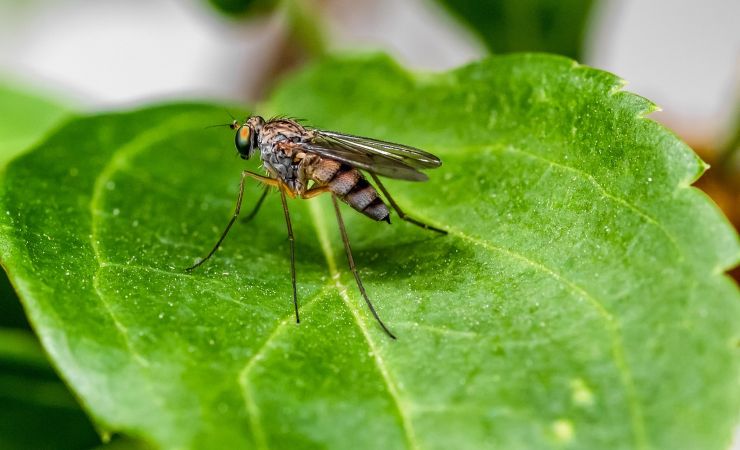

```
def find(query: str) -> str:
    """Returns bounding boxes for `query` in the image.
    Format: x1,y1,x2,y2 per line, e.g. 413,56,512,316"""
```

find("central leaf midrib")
308,199,421,450
435,142,682,258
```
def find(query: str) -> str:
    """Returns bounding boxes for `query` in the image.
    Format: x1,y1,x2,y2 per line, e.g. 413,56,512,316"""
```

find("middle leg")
186,171,278,272
241,185,269,224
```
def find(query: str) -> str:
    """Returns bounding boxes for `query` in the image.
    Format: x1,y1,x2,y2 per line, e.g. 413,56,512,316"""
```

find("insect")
186,116,446,339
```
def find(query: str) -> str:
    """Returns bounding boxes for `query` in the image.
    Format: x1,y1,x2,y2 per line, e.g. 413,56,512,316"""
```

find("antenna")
204,123,233,129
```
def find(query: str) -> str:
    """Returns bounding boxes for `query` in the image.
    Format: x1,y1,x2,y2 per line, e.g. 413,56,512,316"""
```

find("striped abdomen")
310,159,390,222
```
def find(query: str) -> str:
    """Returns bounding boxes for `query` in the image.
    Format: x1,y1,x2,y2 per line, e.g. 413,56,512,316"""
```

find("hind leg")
369,173,447,235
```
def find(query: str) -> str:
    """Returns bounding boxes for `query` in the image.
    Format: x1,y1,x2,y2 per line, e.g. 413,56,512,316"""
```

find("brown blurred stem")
250,0,328,100
715,104,740,174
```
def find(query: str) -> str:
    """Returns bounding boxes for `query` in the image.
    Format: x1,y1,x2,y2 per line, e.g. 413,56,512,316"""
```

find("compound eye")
235,126,251,157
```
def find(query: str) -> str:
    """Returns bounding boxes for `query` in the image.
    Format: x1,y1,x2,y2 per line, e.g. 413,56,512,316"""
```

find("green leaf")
434,0,596,59
0,80,72,166
1,54,739,449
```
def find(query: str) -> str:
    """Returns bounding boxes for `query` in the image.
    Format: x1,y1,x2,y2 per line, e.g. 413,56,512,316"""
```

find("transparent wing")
300,143,428,181
304,129,442,181
314,130,441,168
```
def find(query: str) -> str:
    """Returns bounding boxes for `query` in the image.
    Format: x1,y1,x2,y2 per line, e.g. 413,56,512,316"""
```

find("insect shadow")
350,234,470,289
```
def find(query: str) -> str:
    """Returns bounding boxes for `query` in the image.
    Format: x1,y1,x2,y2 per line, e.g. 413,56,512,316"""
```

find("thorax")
257,119,313,190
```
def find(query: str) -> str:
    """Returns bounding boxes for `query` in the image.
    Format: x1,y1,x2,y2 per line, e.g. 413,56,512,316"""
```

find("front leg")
244,169,298,199
243,170,280,187
186,170,278,272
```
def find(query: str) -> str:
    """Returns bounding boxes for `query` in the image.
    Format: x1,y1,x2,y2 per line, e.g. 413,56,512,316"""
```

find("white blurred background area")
0,0,737,149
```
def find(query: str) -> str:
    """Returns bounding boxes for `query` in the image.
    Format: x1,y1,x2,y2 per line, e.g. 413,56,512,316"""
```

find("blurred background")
0,0,738,448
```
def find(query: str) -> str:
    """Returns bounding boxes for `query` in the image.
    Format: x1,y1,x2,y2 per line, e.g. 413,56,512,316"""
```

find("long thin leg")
241,186,269,223
332,195,396,339
186,171,250,272
280,187,300,323
370,173,447,235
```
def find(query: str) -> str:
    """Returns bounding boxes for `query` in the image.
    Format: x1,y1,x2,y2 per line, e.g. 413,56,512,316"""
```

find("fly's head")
232,115,265,160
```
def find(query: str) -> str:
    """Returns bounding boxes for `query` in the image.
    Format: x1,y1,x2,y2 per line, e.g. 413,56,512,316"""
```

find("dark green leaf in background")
0,268,29,330
205,0,326,58
435,0,597,59
0,54,738,450
206,0,275,17
0,329,102,450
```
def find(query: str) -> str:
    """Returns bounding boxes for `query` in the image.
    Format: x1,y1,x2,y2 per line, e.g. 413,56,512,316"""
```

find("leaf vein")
89,119,189,363
101,262,253,309
502,144,682,258
447,227,649,450
393,322,583,346
377,190,649,449
86,118,196,429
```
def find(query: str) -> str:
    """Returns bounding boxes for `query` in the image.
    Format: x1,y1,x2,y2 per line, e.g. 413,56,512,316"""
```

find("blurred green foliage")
205,0,597,60
206,0,274,17
207,0,326,58
435,0,596,59
0,80,72,166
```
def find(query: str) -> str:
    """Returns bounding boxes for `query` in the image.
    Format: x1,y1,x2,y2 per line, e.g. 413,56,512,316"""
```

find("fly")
186,116,446,339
